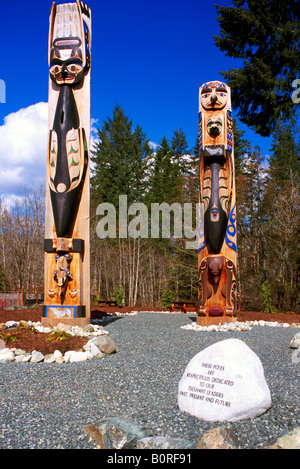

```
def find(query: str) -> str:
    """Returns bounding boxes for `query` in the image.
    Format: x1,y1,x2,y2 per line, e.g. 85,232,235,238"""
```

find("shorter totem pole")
197,81,237,325
42,1,91,327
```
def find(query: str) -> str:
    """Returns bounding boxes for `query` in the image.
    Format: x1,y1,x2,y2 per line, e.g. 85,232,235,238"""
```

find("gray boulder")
89,335,116,354
289,332,300,349
85,417,150,449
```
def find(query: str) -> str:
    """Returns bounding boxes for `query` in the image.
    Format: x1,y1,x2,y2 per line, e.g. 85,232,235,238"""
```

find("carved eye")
50,65,62,76
66,63,82,74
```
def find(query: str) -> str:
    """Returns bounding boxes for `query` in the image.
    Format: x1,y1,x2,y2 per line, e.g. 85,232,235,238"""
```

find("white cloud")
0,102,98,198
0,102,48,195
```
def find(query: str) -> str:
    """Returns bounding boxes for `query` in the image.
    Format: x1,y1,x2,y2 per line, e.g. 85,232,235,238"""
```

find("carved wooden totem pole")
42,1,91,327
197,81,237,326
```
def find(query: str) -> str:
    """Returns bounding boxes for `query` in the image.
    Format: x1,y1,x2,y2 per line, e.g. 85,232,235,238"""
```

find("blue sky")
0,0,273,198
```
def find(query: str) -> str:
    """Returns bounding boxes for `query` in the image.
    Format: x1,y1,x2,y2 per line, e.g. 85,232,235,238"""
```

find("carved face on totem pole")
198,80,237,322
200,81,228,111
49,38,85,85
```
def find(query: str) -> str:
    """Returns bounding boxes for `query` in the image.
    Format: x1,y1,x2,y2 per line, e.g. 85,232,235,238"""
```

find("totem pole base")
41,316,90,328
196,316,237,326
41,305,90,328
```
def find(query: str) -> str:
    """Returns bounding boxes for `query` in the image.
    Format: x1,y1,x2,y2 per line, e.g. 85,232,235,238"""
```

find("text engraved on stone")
179,362,235,407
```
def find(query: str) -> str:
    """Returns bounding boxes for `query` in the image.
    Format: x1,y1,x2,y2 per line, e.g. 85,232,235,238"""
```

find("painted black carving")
204,160,228,253
49,85,87,238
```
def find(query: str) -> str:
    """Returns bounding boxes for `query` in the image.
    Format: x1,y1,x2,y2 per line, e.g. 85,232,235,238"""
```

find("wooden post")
197,81,237,326
42,1,91,328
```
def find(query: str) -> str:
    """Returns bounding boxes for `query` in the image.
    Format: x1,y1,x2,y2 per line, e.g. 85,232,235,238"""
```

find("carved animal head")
207,256,224,284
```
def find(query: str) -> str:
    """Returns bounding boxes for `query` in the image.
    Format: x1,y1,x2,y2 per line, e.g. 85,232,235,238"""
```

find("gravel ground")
0,312,299,449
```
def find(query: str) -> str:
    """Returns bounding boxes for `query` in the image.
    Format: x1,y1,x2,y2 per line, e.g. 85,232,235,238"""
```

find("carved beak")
211,89,217,105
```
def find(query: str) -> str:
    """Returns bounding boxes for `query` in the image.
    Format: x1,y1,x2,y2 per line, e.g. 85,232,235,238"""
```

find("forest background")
0,1,299,313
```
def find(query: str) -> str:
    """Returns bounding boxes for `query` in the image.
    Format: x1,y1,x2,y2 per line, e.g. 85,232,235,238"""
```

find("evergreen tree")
263,119,300,312
171,128,191,173
233,118,250,176
268,118,300,187
236,145,268,310
214,0,300,136
91,105,151,207
148,136,182,204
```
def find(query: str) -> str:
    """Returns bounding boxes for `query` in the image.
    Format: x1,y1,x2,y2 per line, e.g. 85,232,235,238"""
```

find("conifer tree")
171,128,191,173
268,118,300,187
214,0,300,136
148,136,182,204
91,104,151,207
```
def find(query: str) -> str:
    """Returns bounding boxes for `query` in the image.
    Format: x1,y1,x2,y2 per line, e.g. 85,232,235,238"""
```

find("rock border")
181,319,300,332
85,416,300,450
0,320,116,363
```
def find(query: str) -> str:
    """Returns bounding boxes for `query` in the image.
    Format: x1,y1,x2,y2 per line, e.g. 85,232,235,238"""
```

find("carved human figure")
54,253,73,303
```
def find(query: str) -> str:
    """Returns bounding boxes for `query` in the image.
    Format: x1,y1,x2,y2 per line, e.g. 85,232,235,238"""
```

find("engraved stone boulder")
178,338,271,422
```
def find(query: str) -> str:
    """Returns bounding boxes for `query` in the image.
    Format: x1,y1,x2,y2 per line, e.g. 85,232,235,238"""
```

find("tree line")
0,0,298,313
0,104,298,312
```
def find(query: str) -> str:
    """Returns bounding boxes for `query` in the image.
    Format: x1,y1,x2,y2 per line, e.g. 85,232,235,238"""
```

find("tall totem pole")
197,81,237,326
42,1,91,327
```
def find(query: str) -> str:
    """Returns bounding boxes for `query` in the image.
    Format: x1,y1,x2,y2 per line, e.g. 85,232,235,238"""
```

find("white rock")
55,356,65,363
35,325,52,333
178,338,272,422
30,350,45,363
5,321,19,329
53,350,63,358
15,354,26,362
14,349,26,356
22,354,31,362
64,350,89,363
0,348,10,355
44,354,57,363
83,341,103,358
56,323,73,333
289,332,300,349
69,351,89,363
63,351,73,363
0,350,15,362
85,350,94,360
258,320,265,326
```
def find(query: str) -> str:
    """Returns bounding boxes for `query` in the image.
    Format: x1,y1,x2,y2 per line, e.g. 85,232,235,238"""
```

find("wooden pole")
42,1,92,328
197,81,237,326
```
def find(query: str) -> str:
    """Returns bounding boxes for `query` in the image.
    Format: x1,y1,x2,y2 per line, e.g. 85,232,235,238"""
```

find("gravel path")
0,312,299,449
